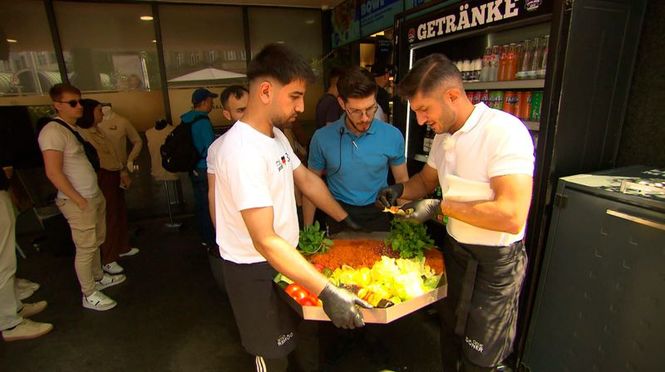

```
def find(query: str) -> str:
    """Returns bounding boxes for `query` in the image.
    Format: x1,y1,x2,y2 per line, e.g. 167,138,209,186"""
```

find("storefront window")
159,4,245,126
248,8,323,122
53,1,160,92
0,0,61,96
159,5,246,82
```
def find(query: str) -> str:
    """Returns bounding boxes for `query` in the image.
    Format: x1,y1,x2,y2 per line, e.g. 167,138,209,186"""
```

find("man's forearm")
300,176,347,222
442,199,526,234
302,196,316,226
402,172,436,201
208,174,216,227
256,235,329,295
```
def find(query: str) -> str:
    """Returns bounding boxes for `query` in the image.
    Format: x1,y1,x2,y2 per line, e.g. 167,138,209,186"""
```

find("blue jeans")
189,168,215,246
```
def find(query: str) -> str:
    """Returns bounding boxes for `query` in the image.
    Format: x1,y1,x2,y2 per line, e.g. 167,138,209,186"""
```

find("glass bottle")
538,35,550,78
480,46,492,82
490,45,501,81
498,44,509,81
530,37,543,79
518,39,534,79
505,43,518,81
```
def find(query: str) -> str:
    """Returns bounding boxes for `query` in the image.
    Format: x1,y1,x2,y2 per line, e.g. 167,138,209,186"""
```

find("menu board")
360,0,403,37
331,0,361,48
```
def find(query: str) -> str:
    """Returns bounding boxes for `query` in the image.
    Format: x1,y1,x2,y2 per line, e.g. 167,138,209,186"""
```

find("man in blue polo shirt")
303,67,408,233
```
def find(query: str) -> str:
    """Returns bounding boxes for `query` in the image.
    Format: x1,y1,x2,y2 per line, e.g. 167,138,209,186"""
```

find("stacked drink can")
467,90,543,121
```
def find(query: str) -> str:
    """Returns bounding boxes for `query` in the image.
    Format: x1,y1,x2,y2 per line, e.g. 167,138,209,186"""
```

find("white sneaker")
119,247,140,257
95,273,126,291
82,291,117,311
103,261,124,274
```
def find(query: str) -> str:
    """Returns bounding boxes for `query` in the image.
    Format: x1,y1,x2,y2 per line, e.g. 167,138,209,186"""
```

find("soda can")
472,91,482,105
530,91,543,121
492,90,504,110
467,91,474,101
511,92,522,117
503,91,516,115
480,90,490,105
519,91,532,119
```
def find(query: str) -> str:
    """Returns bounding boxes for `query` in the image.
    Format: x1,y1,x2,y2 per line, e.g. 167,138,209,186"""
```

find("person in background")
315,66,344,129
77,99,134,276
371,64,392,123
303,67,408,233
207,44,369,372
220,85,248,124
98,103,141,258
1,144,53,341
182,88,218,248
127,74,144,91
376,54,534,372
38,83,126,311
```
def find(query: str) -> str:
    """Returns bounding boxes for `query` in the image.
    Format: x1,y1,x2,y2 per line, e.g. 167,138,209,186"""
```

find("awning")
168,67,245,82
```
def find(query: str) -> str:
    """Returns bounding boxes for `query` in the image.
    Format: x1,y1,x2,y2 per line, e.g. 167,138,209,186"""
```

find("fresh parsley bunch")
386,219,434,259
298,221,333,256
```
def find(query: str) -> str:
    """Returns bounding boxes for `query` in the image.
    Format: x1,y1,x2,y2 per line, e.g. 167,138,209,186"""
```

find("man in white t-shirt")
207,44,369,372
38,84,125,312
377,54,534,371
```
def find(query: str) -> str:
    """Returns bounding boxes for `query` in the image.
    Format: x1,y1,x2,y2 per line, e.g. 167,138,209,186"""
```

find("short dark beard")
272,114,293,130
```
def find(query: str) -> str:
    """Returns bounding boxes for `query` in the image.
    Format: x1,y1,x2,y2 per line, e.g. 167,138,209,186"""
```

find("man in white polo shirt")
377,54,534,372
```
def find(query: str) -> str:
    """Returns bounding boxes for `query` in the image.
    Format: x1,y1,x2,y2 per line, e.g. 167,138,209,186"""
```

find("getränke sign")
406,0,550,44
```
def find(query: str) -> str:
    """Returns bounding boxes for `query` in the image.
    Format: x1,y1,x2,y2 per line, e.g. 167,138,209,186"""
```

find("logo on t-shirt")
275,152,291,172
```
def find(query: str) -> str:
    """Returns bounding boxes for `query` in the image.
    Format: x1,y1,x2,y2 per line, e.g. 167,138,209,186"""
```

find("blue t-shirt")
308,116,406,206
181,110,214,169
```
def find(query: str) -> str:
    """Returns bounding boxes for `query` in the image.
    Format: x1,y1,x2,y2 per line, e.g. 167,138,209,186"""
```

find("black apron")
325,201,392,234
442,234,527,368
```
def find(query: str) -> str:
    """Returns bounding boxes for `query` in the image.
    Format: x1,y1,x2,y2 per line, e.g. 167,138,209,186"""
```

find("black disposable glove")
400,199,442,223
342,215,363,231
375,183,405,209
319,283,372,329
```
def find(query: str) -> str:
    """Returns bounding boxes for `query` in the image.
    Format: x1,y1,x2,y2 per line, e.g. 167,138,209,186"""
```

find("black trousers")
439,235,527,371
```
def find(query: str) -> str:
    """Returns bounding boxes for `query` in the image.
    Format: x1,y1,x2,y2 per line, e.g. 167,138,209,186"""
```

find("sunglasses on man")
56,99,83,108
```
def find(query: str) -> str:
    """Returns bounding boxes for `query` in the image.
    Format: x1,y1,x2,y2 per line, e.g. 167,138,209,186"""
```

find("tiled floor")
2,217,442,372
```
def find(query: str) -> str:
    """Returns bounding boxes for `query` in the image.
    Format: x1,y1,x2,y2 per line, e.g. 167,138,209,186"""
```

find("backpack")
160,118,204,172
51,118,101,171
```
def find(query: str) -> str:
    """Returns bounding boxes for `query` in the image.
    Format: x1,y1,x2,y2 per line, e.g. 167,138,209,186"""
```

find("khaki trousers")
56,193,106,297
0,191,21,331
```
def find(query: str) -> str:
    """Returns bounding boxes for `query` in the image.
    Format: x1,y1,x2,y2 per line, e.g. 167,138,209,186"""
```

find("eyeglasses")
56,99,83,108
345,104,378,120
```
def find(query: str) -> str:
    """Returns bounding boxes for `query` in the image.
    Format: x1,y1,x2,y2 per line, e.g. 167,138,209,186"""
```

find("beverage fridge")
392,0,648,368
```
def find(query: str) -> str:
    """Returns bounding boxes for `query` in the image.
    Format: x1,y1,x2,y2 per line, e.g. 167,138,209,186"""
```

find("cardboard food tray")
275,273,447,324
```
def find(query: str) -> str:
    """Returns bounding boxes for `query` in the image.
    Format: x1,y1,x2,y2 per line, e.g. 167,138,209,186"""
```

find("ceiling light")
140,16,154,21
277,41,285,44
6,39,18,43
152,40,157,43
305,19,315,25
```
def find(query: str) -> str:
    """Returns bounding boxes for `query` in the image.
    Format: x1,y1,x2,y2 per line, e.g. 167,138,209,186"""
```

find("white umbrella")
168,67,245,82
